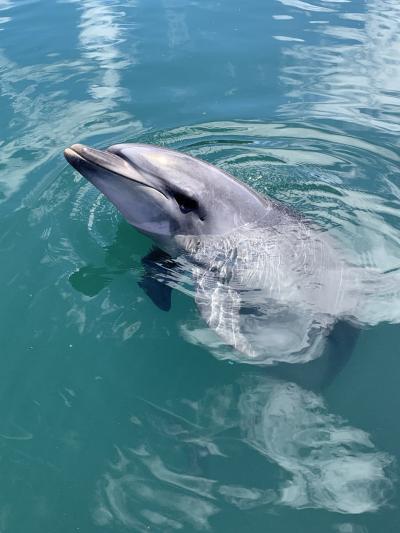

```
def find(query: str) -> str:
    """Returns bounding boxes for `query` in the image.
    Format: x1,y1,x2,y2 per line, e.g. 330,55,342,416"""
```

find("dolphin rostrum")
64,143,391,365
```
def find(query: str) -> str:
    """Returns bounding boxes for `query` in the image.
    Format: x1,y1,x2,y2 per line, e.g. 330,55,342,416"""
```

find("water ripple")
276,0,400,134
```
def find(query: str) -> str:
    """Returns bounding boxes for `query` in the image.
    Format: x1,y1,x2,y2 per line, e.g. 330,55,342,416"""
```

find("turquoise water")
1,0,400,531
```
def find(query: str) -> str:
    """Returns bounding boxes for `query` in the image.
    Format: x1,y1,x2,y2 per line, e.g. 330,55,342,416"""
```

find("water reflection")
93,374,393,530
278,0,334,14
0,0,11,29
74,0,135,101
0,0,141,202
276,0,400,133
239,377,392,514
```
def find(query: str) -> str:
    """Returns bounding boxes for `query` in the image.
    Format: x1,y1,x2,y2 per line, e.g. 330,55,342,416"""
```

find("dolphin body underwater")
64,143,389,366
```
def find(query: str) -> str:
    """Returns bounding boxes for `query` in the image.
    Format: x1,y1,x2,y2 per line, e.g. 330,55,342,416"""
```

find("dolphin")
64,142,365,365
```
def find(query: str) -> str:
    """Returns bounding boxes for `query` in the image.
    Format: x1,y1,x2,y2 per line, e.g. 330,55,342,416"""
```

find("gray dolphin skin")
64,143,362,365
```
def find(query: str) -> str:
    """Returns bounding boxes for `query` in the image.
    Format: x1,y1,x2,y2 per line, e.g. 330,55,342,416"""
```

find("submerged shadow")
68,221,142,297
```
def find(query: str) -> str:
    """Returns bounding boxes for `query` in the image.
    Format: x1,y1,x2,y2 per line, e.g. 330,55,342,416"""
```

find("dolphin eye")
174,192,198,214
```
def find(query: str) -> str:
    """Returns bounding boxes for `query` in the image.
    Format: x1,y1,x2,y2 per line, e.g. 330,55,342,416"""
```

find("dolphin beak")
64,143,168,201
64,143,138,182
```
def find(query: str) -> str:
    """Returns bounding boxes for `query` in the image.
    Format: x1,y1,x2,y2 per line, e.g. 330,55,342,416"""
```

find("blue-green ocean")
1,0,400,531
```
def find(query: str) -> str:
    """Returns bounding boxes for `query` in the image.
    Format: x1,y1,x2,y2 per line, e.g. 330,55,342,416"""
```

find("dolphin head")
64,143,269,252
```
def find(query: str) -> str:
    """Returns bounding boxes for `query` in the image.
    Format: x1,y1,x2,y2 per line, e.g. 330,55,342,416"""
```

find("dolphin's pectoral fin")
138,276,172,311
138,248,176,311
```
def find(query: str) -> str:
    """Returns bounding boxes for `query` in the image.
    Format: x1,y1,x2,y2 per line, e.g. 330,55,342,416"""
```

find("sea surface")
1,0,400,531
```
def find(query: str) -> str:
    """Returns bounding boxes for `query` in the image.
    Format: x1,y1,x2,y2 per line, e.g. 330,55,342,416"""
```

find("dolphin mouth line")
64,143,167,198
